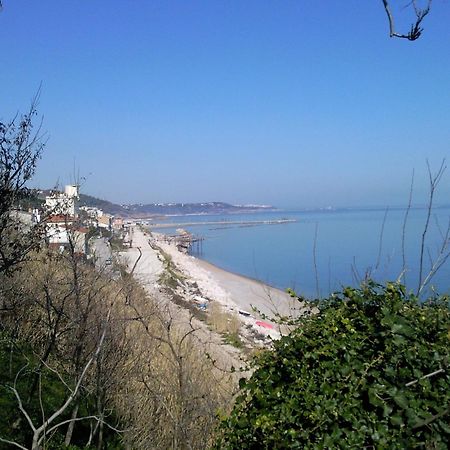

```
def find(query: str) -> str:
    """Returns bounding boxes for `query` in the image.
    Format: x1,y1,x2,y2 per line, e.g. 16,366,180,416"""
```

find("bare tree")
416,159,449,295
0,228,132,448
381,0,433,41
112,268,238,450
0,93,46,274
0,311,111,450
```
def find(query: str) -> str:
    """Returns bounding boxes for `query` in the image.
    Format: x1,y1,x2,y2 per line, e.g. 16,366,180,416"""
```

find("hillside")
78,193,128,216
122,201,275,217
79,195,274,217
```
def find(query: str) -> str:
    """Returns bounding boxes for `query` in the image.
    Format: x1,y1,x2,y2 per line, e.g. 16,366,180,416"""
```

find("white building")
45,185,80,217
46,215,88,254
79,206,104,219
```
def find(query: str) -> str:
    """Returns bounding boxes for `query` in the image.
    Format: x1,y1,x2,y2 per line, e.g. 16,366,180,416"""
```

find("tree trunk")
64,401,79,446
97,418,104,450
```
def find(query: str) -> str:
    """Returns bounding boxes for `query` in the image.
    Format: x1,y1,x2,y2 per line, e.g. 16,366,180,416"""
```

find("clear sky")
1,1,449,208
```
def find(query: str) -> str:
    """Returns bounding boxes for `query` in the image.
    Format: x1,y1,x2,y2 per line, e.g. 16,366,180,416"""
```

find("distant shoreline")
144,228,308,334
127,204,450,221
148,218,297,229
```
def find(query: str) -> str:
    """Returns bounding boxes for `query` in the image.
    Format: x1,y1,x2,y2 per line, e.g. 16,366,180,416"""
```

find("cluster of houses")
17,185,129,257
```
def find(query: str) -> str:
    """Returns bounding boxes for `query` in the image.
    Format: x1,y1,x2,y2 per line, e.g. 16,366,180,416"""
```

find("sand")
194,258,298,319
125,227,312,340
118,226,163,295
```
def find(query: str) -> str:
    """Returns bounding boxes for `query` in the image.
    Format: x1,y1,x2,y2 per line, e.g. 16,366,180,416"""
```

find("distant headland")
32,190,277,218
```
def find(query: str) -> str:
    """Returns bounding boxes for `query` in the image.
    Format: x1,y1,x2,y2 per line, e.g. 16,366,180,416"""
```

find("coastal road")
91,237,113,269
119,228,163,289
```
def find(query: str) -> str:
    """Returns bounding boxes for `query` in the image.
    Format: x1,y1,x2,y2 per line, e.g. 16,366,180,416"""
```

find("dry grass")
112,278,238,450
207,302,240,335
1,248,238,449
206,302,245,349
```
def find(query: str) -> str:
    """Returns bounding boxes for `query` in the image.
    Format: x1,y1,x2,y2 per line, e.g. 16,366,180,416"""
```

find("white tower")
64,184,79,199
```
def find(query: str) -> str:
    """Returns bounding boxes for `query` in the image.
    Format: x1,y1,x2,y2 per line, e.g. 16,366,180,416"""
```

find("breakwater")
148,218,297,229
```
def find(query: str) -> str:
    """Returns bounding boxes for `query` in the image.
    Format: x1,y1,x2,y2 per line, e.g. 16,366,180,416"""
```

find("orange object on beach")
255,320,274,329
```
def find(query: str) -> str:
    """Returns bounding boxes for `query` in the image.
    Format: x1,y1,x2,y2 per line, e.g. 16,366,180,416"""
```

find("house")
45,185,79,217
45,215,88,255
97,214,112,230
112,217,124,230
79,206,103,219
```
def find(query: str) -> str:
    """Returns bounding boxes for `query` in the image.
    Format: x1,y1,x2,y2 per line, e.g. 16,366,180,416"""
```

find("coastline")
148,218,297,229
193,256,299,320
152,229,298,320
125,227,315,342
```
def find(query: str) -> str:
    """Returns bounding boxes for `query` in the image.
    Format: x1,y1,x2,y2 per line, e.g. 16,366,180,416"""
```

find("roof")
45,215,76,224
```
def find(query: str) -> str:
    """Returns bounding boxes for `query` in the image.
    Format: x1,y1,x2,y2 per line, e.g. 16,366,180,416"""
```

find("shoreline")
148,218,297,229
124,226,317,343
143,228,314,338
193,252,284,292
193,256,297,318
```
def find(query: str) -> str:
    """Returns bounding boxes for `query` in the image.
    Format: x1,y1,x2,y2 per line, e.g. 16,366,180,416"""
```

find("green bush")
216,282,450,449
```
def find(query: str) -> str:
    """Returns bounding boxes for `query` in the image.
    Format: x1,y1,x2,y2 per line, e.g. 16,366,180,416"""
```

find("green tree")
216,282,450,449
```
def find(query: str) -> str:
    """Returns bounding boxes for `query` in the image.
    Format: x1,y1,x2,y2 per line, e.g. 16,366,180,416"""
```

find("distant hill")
122,202,275,217
78,194,128,216
78,195,275,217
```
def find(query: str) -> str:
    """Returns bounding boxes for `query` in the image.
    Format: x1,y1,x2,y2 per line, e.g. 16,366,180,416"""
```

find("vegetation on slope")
0,244,236,449
216,282,450,449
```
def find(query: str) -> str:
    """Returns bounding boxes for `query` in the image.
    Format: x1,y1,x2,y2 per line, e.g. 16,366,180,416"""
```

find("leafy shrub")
216,282,450,449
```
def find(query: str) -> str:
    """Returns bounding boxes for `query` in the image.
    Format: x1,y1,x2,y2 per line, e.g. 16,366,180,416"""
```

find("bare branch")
405,367,445,387
7,364,37,432
418,220,450,295
0,437,28,450
417,159,446,295
375,207,389,271
7,385,37,432
43,415,127,443
351,256,363,286
32,309,111,446
38,372,45,433
313,222,320,298
130,246,142,275
39,356,74,394
381,0,432,41
401,169,414,283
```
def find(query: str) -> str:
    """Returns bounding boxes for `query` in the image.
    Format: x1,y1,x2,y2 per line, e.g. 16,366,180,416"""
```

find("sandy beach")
194,257,299,319
123,226,313,342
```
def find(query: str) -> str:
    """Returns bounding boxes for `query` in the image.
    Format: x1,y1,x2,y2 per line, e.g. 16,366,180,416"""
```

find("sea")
149,207,450,299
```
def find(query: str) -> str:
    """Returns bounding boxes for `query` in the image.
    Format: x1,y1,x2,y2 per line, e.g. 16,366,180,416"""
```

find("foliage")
0,333,111,450
0,250,127,449
110,235,126,252
216,282,450,449
0,244,234,449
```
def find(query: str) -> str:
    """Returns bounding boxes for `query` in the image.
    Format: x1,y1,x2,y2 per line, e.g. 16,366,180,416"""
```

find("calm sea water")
150,207,450,298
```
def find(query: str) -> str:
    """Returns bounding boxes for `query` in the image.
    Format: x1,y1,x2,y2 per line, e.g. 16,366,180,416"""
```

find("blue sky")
1,1,449,208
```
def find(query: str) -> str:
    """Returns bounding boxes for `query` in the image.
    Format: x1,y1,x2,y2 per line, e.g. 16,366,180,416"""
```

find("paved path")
120,227,163,291
91,237,112,267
